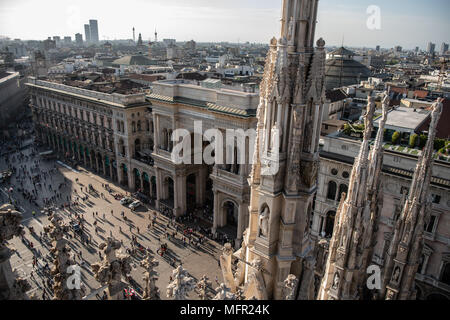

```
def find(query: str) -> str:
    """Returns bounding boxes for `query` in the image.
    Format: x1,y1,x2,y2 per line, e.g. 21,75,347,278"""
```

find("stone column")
155,169,162,210
212,190,219,234
127,167,134,191
140,175,144,192
236,203,245,249
95,155,99,172
174,174,186,217
154,115,160,149
149,178,154,199
109,162,114,180
117,164,123,185
197,167,207,205
321,216,326,235
102,159,106,176
89,153,93,168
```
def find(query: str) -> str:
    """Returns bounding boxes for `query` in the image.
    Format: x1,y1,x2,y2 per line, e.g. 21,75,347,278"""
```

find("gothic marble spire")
382,98,443,300
242,0,326,300
318,94,389,300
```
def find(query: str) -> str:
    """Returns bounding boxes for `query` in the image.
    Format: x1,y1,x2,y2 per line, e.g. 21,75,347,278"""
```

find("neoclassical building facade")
27,77,258,247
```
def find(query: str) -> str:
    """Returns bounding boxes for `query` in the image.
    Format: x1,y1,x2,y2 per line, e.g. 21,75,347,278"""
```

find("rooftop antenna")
133,27,135,43
154,28,158,43
339,34,345,88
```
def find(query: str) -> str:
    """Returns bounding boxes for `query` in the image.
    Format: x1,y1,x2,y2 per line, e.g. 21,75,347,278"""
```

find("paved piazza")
1,138,224,300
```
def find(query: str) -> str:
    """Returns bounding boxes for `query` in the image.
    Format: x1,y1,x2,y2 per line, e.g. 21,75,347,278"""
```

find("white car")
120,197,133,205
129,201,142,210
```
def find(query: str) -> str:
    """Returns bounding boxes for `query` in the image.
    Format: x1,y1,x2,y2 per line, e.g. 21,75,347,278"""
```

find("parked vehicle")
129,200,142,210
120,197,133,206
0,170,12,183
71,222,82,234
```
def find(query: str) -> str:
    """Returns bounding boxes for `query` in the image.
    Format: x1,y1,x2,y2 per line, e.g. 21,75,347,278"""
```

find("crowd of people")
1,121,230,300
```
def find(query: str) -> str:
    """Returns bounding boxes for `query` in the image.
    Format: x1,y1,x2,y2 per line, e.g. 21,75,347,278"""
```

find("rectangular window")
432,194,441,204
425,215,437,233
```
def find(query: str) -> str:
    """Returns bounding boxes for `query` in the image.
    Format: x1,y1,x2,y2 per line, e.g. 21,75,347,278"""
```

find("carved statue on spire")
287,17,296,44
197,275,212,300
259,207,269,238
44,213,85,300
283,274,299,300
166,265,196,300
141,253,159,300
0,205,30,300
214,283,237,300
91,237,132,300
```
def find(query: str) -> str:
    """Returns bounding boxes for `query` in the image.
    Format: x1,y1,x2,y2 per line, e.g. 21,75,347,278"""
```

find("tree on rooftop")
419,134,427,148
392,131,400,145
409,134,418,148
434,138,445,151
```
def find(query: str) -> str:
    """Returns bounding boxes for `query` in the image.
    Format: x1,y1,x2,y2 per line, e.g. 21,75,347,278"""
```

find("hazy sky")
0,0,448,49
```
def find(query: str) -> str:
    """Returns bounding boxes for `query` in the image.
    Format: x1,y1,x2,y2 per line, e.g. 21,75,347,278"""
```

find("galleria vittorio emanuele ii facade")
18,0,449,301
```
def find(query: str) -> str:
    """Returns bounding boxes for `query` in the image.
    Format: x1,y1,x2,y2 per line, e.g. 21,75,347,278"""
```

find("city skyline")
0,0,448,49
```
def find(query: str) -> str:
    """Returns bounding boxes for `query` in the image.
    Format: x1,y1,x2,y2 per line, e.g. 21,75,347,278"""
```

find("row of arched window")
161,128,173,152
327,181,348,202
38,97,112,129
131,120,153,133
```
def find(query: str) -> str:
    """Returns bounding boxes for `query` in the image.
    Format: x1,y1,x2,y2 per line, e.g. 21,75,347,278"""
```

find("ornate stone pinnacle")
214,283,236,300
316,38,326,48
283,274,299,300
166,265,196,300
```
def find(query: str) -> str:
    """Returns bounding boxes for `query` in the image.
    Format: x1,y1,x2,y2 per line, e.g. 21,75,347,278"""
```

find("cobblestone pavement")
1,139,225,300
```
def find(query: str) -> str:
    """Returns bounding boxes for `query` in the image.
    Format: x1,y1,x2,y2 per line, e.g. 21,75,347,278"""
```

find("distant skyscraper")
427,42,436,54
394,45,402,53
84,24,91,44
440,42,449,55
43,37,56,51
63,36,72,45
376,45,380,52
415,46,419,53
53,36,61,48
89,20,99,43
75,33,83,46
